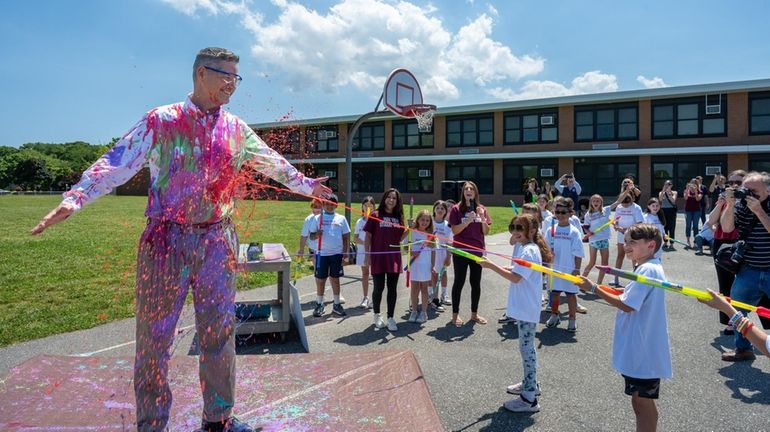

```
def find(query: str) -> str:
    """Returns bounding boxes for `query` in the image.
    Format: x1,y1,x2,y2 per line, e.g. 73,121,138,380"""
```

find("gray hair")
192,47,239,79
743,171,770,186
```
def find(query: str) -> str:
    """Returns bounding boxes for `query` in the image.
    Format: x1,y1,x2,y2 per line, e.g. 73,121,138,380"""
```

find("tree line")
0,139,118,191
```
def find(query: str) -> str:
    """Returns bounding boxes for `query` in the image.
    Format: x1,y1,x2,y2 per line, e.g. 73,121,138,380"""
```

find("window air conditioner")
418,169,431,178
705,105,721,115
540,115,555,126
318,130,337,140
705,166,721,176
540,168,554,177
324,170,337,179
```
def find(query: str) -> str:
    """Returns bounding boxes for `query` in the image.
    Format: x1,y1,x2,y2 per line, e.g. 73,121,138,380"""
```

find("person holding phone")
554,173,581,215
658,180,679,250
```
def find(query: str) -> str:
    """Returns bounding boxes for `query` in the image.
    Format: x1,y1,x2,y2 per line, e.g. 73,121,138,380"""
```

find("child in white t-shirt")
643,198,666,260
354,196,376,309
298,199,322,260
612,190,644,287
543,197,584,332
431,200,453,309
576,224,672,432
309,194,351,319
480,213,554,413
407,210,434,324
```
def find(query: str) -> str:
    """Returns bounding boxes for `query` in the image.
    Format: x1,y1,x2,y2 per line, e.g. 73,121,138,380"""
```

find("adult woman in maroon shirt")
683,180,703,248
448,181,492,326
364,188,406,332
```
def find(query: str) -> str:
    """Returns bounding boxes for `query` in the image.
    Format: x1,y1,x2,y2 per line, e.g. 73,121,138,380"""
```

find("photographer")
659,180,679,250
709,174,727,212
719,171,770,362
554,173,581,215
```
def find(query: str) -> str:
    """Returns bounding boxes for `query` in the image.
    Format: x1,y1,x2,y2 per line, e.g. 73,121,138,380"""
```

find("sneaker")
543,305,552,313
503,396,540,413
545,315,560,328
332,302,346,317
312,301,325,317
197,416,256,432
408,310,418,323
721,348,756,362
431,298,445,312
417,311,428,323
498,313,517,324
359,297,370,309
373,313,385,329
442,297,452,306
387,317,398,331
576,303,588,314
567,319,577,332
506,382,541,396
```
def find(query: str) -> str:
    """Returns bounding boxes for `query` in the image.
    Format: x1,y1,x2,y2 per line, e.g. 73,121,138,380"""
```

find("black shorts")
315,254,344,279
622,374,661,399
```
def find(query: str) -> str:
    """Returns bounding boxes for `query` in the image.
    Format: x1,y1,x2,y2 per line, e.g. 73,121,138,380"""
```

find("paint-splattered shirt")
62,97,317,224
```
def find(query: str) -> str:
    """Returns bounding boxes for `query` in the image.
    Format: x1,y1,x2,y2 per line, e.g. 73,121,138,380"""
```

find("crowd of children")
291,172,768,431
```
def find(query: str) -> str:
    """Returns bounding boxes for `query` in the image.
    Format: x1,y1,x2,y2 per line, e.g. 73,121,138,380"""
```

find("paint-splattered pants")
517,321,538,399
134,219,238,431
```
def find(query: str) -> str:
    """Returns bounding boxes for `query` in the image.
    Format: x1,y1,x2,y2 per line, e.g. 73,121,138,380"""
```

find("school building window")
352,163,384,193
651,156,726,193
749,92,770,135
446,115,494,147
352,123,385,151
574,104,638,142
392,162,434,193
502,159,558,195
504,110,558,144
257,128,300,153
652,95,727,138
305,127,339,153
574,157,638,198
392,120,434,149
748,153,770,173
445,160,494,194
305,163,338,192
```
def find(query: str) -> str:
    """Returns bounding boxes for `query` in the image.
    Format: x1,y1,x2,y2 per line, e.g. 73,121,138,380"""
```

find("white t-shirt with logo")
312,212,350,256
543,224,584,294
507,242,543,324
614,203,644,244
301,212,319,252
612,259,672,380
583,206,612,242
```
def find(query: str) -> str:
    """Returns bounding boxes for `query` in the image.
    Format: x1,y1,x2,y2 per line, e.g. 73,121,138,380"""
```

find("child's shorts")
622,374,660,399
589,239,609,250
315,254,344,279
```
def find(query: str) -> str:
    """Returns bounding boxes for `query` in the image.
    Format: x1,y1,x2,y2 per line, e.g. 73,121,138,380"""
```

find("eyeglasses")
727,180,742,186
554,210,569,215
204,66,243,85
510,224,526,232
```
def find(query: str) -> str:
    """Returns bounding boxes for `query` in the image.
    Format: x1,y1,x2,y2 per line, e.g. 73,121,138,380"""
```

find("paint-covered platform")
0,350,442,431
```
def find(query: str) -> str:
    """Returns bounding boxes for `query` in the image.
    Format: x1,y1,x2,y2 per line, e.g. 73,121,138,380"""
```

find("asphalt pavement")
1,214,768,431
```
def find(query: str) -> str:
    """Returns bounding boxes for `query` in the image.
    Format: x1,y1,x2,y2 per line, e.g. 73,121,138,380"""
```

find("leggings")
451,254,482,314
712,238,736,325
372,272,399,318
661,207,677,241
518,321,538,398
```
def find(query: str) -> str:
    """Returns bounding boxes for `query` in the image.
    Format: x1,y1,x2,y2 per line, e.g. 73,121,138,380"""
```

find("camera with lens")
732,187,755,200
730,240,751,264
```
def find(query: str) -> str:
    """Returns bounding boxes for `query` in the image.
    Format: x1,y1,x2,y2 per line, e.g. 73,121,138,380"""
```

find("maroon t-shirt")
364,210,405,275
448,204,492,257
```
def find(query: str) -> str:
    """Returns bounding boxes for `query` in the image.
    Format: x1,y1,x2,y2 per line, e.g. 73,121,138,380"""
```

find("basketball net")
404,104,436,133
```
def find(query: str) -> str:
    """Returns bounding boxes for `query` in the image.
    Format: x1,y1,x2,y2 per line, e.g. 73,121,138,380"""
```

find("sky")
2,0,769,147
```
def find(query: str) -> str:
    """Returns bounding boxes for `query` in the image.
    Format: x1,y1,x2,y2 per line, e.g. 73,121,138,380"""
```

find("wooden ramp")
0,350,442,431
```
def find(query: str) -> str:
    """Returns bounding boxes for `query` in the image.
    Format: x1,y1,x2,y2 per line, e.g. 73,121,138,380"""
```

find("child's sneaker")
431,298,445,312
417,311,428,323
387,317,398,331
359,297,371,309
506,382,541,396
441,297,452,306
312,302,325,317
373,313,385,329
567,319,577,332
408,310,418,323
498,313,517,324
503,396,540,413
332,303,346,317
545,315,560,328
576,303,588,314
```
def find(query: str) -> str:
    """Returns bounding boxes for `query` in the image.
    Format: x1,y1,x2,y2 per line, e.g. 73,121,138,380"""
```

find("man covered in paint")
31,47,330,432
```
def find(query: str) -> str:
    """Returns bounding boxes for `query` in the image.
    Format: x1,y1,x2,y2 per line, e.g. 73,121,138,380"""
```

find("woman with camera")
658,180,678,250
683,180,703,248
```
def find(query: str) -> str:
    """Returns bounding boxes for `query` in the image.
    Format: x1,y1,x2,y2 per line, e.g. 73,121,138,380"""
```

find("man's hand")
311,176,331,197
31,203,74,236
745,196,764,216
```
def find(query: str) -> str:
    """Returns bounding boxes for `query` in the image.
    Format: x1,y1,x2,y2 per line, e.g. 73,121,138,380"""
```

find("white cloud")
486,71,619,100
637,75,668,89
159,0,544,102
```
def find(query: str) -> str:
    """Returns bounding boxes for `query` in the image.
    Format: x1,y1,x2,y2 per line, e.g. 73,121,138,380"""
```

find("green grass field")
0,195,513,347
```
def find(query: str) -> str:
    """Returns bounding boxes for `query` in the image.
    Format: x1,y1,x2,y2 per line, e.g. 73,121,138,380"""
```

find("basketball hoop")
404,103,437,133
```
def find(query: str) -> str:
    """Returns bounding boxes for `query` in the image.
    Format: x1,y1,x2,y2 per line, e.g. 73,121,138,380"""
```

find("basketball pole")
345,94,384,225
